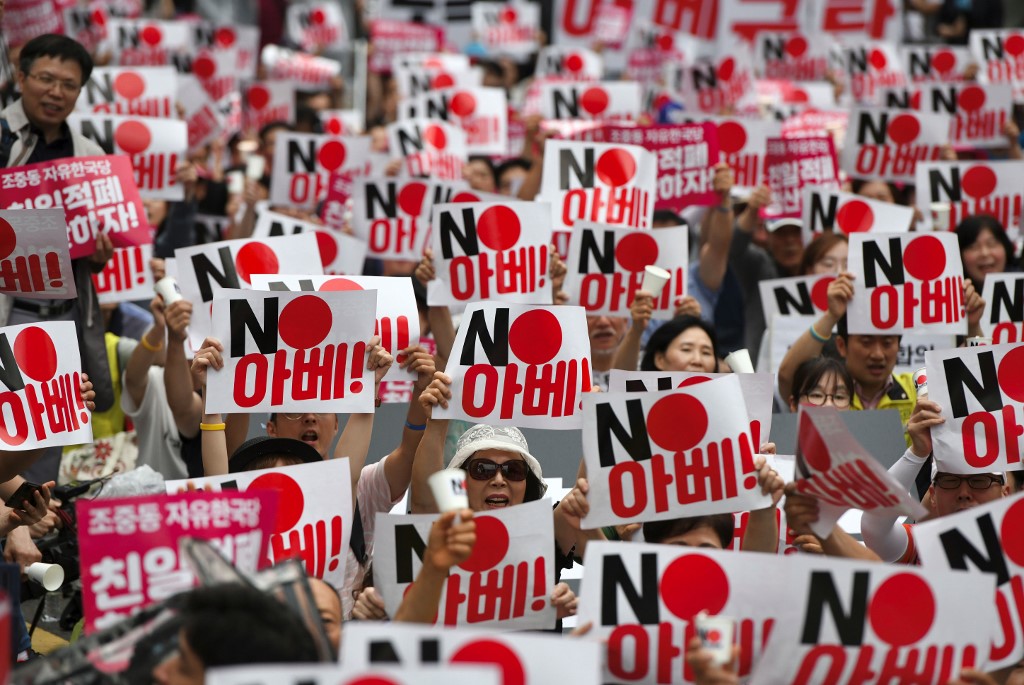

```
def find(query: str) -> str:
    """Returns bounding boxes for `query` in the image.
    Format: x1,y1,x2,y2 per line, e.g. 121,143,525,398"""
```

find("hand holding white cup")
724,349,754,374
695,612,735,666
27,562,64,592
640,265,671,298
154,276,184,306
930,202,951,231
429,469,469,513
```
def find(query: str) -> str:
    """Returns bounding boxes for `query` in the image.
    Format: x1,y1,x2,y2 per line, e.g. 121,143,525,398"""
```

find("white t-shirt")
120,368,189,480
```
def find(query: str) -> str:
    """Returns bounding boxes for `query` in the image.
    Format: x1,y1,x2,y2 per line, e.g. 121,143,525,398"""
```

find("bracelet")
808,323,830,344
404,421,427,431
713,204,731,213
140,334,164,352
200,422,226,431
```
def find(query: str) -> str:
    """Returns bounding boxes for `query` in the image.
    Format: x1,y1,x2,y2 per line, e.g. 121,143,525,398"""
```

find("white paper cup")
724,348,754,373
930,202,951,231
245,154,266,180
227,170,245,194
27,562,64,592
429,469,469,513
695,613,735,666
640,265,671,298
154,276,184,306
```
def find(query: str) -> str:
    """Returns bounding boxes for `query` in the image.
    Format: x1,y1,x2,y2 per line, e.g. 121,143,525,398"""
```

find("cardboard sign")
901,44,973,83
577,542,798,685
924,343,1024,474
374,499,555,630
205,289,377,414
970,30,1024,103
538,139,656,231
0,156,150,260
285,2,348,53
847,233,965,335
174,234,324,350
77,66,176,118
0,209,76,300
840,108,951,183
251,210,367,276
64,5,110,54
78,490,276,633
792,405,928,538
698,117,779,191
780,108,848,141
102,18,194,66
393,64,482,100
341,622,600,683
840,42,906,104
270,132,372,210
758,274,834,325
915,160,1024,234
261,44,343,88
750,553,996,684
581,377,772,528
672,53,754,114
93,243,154,304
191,23,261,80
538,81,642,122
982,273,1024,344
368,20,445,74
2,0,62,48
914,493,1024,670
243,81,296,136
471,2,541,59
535,46,604,80
350,178,436,260
757,32,834,81
249,274,421,383
178,74,224,151
207,666,497,685
165,459,353,594
0,321,92,450
386,119,468,182
68,114,187,201
399,87,508,156
428,201,553,306
562,222,688,316
436,302,592,429
801,186,914,244
320,109,364,136
392,52,471,73
623,22,710,85
905,84,1014,148
763,136,839,219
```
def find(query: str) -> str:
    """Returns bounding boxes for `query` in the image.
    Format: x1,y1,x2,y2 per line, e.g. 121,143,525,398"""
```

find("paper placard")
0,208,76,300
93,244,154,304
915,160,1024,233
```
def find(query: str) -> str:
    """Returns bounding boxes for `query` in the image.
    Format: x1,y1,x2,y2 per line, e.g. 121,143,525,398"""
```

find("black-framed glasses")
465,459,528,482
27,72,81,94
934,474,1004,490
803,390,852,408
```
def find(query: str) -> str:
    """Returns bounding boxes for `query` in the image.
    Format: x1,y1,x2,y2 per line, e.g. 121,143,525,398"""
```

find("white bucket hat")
449,424,547,495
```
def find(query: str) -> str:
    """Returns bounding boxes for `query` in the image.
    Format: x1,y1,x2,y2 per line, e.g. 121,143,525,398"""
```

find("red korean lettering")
0,392,29,446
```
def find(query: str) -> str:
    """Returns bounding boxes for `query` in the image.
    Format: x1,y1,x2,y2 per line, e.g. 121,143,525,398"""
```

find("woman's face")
811,241,848,275
789,370,852,411
655,326,716,373
857,180,895,204
464,449,529,512
962,227,1008,285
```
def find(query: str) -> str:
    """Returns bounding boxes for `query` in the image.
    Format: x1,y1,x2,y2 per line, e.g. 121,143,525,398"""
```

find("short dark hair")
643,515,734,548
259,120,293,145
640,315,719,372
652,209,686,227
19,34,94,84
495,157,531,178
180,584,318,669
790,357,853,405
955,215,1018,273
467,155,497,183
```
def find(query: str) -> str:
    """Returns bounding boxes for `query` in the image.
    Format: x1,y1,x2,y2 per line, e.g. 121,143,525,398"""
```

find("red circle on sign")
615,232,659,272
1006,34,1024,57
1000,499,1024,566
114,71,145,99
957,86,986,112
458,516,510,572
451,91,477,117
0,218,16,260
450,640,526,685
423,124,447,150
248,85,271,110
192,54,216,79
234,242,280,284
787,88,809,104
452,192,480,202
114,120,152,155
141,25,162,46
648,394,708,452
508,309,561,364
317,141,347,171
14,326,57,382
657,34,674,51
325,118,343,135
708,629,721,642
347,678,398,685
501,7,517,23
909,91,923,110
564,53,584,72
280,295,332,349
215,27,236,47
785,36,808,58
717,121,747,154
869,49,888,70
310,8,326,24
887,114,921,145
91,9,106,26
248,472,304,533
476,205,521,250
660,555,729,619
904,235,946,281
595,148,637,187
811,277,835,312
836,199,874,233
716,57,736,81
432,73,455,89
867,574,935,646
315,231,338,269
998,346,1024,403
677,376,711,387
932,49,956,73
801,420,831,471
581,87,610,115
319,277,362,291
397,182,427,216
961,165,997,199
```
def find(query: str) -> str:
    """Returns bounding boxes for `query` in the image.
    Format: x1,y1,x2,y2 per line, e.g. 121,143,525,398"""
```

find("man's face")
151,630,204,685
16,56,83,132
587,315,628,355
929,473,1008,517
266,413,339,458
309,578,342,652
766,224,803,271
659,525,724,549
835,334,899,389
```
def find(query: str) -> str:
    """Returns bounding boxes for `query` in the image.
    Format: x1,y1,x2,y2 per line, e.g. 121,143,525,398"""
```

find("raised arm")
394,509,475,623
740,453,785,553
333,336,393,490
190,337,228,476
380,347,437,501
784,482,881,561
415,250,455,364
697,163,736,293
409,373,452,514
124,297,168,408
163,299,204,438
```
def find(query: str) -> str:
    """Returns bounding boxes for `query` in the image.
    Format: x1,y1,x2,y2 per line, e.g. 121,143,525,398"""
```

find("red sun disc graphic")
595,148,637,187
660,555,729,619
508,309,562,364
564,54,584,72
192,55,216,80
957,86,986,112
114,120,152,155
961,165,997,199
450,91,477,117
998,346,1024,403
397,182,427,216
113,71,145,99
279,295,332,349
423,124,447,150
0,218,16,260
717,121,748,155
615,232,659,272
887,114,921,145
248,472,304,533
317,141,347,171
810,277,835,311
13,326,57,382
836,200,874,233
457,516,510,572
476,205,521,251
867,574,935,647
903,235,946,281
314,231,338,268
234,242,280,284
450,640,526,685
931,50,955,73
319,277,362,291
785,36,808,58
248,85,271,110
580,87,610,116
141,25,162,46
647,394,708,452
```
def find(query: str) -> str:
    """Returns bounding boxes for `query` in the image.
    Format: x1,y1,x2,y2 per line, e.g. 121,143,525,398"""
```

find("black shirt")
24,122,75,165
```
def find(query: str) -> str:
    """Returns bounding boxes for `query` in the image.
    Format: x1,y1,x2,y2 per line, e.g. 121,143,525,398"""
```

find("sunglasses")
465,459,528,482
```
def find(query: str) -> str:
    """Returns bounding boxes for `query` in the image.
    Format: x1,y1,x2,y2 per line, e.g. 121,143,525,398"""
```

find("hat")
229,436,323,473
765,217,803,233
449,424,547,495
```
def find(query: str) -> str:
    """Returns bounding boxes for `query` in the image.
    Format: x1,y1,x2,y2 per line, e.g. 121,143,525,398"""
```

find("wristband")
808,323,830,344
140,334,164,352
200,422,226,431
404,421,427,431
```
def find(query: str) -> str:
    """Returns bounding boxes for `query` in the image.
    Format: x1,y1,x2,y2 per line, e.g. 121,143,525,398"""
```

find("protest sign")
77,66,176,118
166,459,353,593
350,178,435,260
923,84,1012,148
802,187,914,244
261,44,343,88
436,302,592,429
0,321,92,450
78,489,276,632
64,5,110,55
251,210,367,276
916,160,1024,233
101,18,194,66
847,232,966,335
387,119,468,182
671,53,754,114
535,46,603,80
757,32,834,81
208,666,497,685
399,87,508,156
285,2,348,52
0,209,76,300
925,343,1024,474
374,499,555,629
758,274,835,328
901,44,972,83
177,75,224,151
471,2,541,59
840,108,951,183
191,23,261,80
581,377,772,528
205,289,377,414
270,132,372,210
982,273,1024,344
320,109,364,136
93,244,153,304
2,0,62,48
562,222,688,316
427,201,553,306
243,81,296,136
0,156,149,260
699,117,778,191
840,42,906,104
393,64,482,100
763,136,839,219
970,30,1024,102
368,21,445,74
538,81,642,121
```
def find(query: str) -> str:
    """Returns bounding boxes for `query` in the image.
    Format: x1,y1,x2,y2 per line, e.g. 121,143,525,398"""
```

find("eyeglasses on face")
934,474,1004,490
464,459,528,482
802,390,852,408
27,72,81,94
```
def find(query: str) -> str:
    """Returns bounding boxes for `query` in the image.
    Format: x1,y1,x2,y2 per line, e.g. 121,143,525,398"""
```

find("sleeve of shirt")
356,455,405,535
687,262,721,322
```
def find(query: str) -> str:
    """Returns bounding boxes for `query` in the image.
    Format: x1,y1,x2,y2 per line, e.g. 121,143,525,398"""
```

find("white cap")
449,424,547,496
